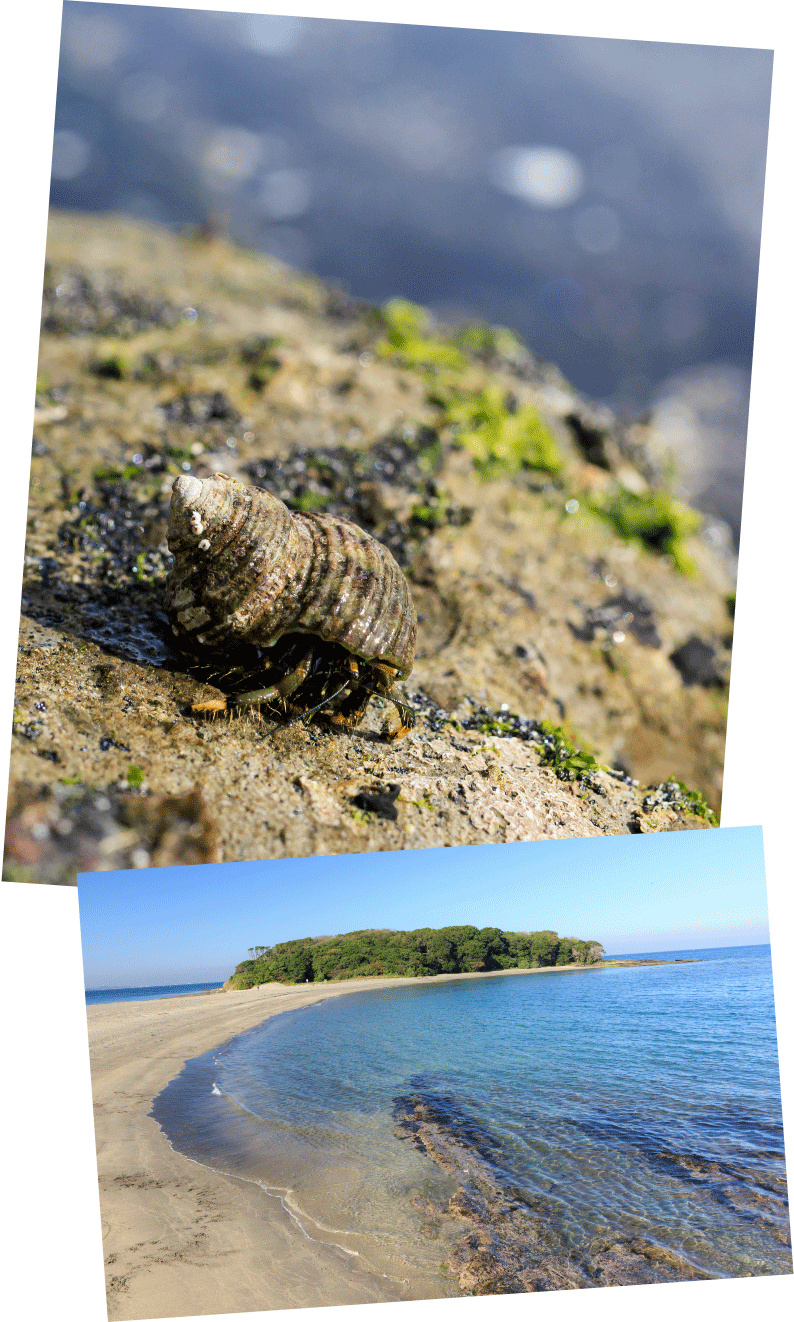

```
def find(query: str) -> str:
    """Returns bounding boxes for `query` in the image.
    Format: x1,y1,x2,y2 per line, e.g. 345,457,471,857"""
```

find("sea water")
150,946,790,1294
86,981,224,1005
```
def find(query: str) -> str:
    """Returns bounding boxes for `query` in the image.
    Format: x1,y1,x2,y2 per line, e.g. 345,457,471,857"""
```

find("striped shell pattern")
165,472,417,677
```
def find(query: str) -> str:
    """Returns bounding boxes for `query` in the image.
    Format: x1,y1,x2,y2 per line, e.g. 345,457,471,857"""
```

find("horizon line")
84,939,772,991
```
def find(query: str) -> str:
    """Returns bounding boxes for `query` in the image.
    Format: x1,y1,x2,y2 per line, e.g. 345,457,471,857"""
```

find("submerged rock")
394,1091,716,1295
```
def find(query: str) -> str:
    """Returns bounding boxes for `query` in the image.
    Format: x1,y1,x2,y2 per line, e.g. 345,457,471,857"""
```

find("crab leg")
190,647,315,714
231,646,315,709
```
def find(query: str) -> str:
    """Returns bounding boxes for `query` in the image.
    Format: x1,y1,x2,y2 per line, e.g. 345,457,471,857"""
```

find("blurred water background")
50,4,774,545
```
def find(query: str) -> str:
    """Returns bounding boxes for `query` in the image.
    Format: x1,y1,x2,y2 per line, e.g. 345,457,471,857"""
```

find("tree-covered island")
225,926,605,988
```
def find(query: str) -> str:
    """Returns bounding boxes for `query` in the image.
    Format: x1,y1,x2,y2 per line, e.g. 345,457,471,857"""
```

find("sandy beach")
88,962,658,1320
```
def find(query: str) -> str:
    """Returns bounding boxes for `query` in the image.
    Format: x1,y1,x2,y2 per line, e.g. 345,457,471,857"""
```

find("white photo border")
2,4,791,1322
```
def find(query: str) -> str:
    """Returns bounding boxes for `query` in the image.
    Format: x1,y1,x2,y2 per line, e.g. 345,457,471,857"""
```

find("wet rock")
243,431,467,570
159,391,240,426
569,592,662,649
352,784,401,821
238,335,283,391
564,411,613,470
669,635,723,687
41,265,180,337
589,1235,712,1286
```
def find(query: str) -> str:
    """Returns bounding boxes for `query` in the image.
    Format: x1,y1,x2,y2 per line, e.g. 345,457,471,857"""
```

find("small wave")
211,1083,224,1096
154,1113,418,1285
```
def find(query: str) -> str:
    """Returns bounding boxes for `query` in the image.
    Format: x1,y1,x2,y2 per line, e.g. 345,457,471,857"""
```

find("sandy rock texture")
6,212,733,881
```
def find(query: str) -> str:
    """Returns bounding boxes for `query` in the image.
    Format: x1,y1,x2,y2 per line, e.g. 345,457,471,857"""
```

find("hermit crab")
165,472,417,740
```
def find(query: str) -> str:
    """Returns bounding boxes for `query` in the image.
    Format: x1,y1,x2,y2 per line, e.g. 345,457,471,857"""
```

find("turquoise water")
151,947,790,1293
86,981,223,1005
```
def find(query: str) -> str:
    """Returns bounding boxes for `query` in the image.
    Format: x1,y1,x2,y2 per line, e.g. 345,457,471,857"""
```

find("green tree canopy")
225,925,605,988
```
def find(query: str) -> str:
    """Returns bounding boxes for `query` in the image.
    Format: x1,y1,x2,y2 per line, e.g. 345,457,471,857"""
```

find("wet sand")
88,962,664,1320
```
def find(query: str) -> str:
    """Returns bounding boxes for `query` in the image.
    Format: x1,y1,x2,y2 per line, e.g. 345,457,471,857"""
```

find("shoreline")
88,960,681,1319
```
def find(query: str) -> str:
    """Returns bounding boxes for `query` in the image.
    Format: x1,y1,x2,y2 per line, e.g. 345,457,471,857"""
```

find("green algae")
663,777,718,824
436,384,563,479
588,487,701,573
90,352,129,380
239,334,283,392
377,299,465,371
461,708,603,786
290,490,334,513
535,721,603,782
451,322,525,363
93,463,142,484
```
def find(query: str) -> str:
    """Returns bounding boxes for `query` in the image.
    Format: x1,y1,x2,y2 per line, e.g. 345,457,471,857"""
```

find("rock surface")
5,212,733,881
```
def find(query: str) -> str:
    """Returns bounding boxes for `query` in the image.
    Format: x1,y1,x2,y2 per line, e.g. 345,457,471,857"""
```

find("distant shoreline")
225,955,693,991
172,956,695,1003
85,956,692,1005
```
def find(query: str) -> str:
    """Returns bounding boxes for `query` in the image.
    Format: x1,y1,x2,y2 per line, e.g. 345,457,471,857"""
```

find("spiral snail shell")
165,472,417,739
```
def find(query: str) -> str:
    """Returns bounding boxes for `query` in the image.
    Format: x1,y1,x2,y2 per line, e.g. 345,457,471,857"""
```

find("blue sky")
78,825,769,987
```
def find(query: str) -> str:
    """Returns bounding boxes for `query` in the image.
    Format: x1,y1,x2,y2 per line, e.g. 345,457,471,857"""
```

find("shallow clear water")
151,947,790,1293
